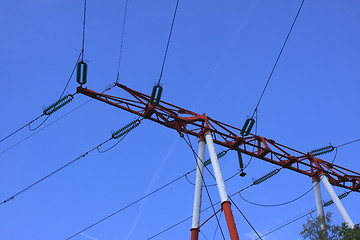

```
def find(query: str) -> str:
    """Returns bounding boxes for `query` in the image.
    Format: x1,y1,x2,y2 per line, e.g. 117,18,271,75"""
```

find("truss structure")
77,83,360,192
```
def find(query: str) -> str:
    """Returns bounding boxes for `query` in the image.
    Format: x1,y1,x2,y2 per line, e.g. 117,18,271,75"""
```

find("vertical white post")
204,133,228,202
191,139,206,234
320,174,355,228
204,132,240,240
313,180,325,230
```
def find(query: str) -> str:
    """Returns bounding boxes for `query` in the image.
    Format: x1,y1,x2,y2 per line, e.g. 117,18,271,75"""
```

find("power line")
0,52,83,143
115,0,129,83
336,138,360,148
157,0,180,85
185,170,240,187
239,180,318,207
0,100,91,157
250,208,317,240
0,118,137,205
229,196,263,240
0,84,115,157
0,137,112,205
145,185,255,239
81,0,87,61
251,0,305,118
66,172,190,239
0,115,44,144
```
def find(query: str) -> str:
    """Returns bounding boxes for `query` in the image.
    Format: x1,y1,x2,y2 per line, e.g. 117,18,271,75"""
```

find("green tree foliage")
300,212,341,240
300,212,360,240
339,223,360,240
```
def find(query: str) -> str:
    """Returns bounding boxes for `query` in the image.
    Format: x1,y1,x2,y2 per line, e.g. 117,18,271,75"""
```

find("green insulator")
240,118,255,136
76,61,88,85
204,151,227,166
149,85,163,106
112,120,141,139
237,151,244,169
253,169,280,185
43,95,73,115
323,192,349,207
309,145,335,156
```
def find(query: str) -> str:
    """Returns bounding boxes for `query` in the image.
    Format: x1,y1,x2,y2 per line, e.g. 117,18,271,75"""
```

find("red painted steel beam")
77,84,360,192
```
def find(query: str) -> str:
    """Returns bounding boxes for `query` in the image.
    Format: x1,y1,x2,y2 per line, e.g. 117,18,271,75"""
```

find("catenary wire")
0,113,131,205
212,211,223,240
0,137,112,205
157,0,180,85
29,51,83,131
115,0,129,83
66,172,190,239
250,190,353,240
251,0,305,118
81,0,87,60
229,196,263,240
250,208,317,240
336,138,360,148
64,134,356,239
0,51,83,141
185,170,239,187
0,100,91,157
145,184,258,239
238,179,319,207
331,147,338,164
0,84,115,157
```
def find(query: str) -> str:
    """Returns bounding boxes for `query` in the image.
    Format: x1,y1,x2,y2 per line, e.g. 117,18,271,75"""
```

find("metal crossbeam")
77,84,360,192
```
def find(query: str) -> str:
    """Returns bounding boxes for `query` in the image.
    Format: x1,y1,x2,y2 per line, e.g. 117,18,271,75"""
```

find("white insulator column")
204,133,228,202
313,180,325,230
320,174,355,228
191,139,206,230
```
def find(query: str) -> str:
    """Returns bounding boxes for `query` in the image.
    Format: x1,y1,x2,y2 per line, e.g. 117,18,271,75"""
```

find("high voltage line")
0,119,141,206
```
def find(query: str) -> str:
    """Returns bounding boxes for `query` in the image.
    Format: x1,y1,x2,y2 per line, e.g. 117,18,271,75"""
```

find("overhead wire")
81,0,87,61
250,208,317,240
157,0,180,85
30,0,87,131
251,0,305,118
145,181,264,239
0,118,139,205
66,172,191,239
115,0,129,83
336,138,360,148
0,51,83,142
0,84,114,157
239,179,317,207
0,137,112,205
62,132,357,239
228,196,263,240
185,170,240,187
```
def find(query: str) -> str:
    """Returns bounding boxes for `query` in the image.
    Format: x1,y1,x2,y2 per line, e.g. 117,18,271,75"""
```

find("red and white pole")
190,139,206,240
205,132,240,240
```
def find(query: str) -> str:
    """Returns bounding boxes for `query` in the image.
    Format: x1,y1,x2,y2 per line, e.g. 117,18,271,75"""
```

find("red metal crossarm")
76,84,360,192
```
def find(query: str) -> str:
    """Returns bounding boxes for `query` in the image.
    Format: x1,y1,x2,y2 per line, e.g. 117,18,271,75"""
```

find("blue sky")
1,0,360,239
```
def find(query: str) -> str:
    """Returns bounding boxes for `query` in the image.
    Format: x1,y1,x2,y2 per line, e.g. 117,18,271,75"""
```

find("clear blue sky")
1,0,359,239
